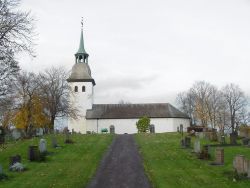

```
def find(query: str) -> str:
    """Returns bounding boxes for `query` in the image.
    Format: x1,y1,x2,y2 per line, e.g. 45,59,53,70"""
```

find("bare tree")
38,67,79,131
0,0,35,120
190,81,213,127
176,91,196,125
13,71,40,136
222,83,248,134
0,0,35,57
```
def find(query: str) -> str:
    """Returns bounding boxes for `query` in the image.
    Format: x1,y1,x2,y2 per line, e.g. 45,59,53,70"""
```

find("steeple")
75,18,89,63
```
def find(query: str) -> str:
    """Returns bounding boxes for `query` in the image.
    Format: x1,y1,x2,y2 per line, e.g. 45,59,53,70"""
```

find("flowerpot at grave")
9,155,21,166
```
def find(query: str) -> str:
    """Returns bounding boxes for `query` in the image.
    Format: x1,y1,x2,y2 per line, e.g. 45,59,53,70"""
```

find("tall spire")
75,17,89,63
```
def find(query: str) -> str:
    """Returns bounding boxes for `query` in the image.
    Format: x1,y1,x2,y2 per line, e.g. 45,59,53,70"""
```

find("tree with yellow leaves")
12,72,50,136
13,95,50,135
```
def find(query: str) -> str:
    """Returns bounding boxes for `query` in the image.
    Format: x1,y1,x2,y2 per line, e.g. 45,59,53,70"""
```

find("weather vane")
81,17,83,28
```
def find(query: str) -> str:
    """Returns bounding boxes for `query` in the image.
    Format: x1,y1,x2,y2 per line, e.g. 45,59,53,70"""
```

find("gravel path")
86,134,151,188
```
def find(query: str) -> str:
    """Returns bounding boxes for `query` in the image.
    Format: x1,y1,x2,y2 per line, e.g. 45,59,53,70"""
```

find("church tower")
67,20,95,133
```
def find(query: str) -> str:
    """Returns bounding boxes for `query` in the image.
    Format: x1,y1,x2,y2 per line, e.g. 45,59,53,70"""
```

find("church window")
75,86,78,92
82,86,85,92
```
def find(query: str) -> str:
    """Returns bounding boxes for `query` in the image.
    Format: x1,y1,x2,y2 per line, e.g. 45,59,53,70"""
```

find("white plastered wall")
68,82,94,133
86,118,190,134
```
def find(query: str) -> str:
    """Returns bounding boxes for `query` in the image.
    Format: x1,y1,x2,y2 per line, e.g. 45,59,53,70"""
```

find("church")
66,24,190,134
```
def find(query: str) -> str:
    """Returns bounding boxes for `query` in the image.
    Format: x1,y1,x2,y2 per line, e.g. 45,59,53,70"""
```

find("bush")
136,116,150,133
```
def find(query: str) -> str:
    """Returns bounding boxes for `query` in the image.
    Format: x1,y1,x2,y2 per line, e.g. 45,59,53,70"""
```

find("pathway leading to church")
86,134,151,188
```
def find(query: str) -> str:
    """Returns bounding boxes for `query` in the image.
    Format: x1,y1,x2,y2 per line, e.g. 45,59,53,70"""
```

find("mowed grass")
0,134,113,188
135,133,250,188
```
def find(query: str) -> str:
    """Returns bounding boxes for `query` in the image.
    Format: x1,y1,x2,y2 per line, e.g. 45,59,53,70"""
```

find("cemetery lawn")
135,133,250,188
0,134,113,188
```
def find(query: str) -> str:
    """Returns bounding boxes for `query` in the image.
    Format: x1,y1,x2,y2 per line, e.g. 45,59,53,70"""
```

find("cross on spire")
81,17,83,28
75,17,89,64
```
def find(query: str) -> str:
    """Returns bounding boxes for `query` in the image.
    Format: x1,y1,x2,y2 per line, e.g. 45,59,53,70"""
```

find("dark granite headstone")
110,125,115,134
149,124,155,133
184,136,191,148
0,127,5,145
0,164,3,174
230,133,237,145
28,146,39,161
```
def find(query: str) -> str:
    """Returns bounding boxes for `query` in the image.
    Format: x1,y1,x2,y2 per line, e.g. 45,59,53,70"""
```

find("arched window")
74,86,78,92
82,86,85,92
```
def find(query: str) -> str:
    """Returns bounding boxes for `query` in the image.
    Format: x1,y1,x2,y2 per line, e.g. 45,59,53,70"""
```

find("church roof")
67,63,95,85
86,103,189,119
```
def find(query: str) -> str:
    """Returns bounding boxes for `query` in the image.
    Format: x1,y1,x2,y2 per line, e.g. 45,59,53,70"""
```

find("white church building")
66,25,190,134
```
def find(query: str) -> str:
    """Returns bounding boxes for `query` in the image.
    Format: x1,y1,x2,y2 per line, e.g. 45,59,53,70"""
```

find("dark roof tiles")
86,103,189,119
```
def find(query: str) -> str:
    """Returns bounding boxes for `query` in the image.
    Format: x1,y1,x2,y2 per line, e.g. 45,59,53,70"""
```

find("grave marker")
184,136,191,148
149,124,155,133
215,148,224,165
233,155,246,174
0,127,5,146
0,164,3,174
28,146,39,161
12,129,21,140
51,137,58,148
39,139,47,153
194,139,201,153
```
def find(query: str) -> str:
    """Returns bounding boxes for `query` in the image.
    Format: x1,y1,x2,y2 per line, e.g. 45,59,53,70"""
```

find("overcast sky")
19,0,250,105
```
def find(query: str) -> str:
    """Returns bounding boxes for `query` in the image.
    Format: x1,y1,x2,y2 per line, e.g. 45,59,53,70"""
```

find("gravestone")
110,125,115,134
198,132,204,139
9,155,21,166
242,138,250,146
39,139,47,153
220,135,226,145
230,133,237,145
185,136,191,148
215,148,224,165
194,139,201,153
36,128,43,136
0,164,3,174
180,124,183,137
149,124,155,133
199,145,211,160
248,164,250,178
180,139,185,148
0,127,5,145
233,155,246,174
12,129,21,140
51,137,58,148
28,146,39,161
65,131,73,144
